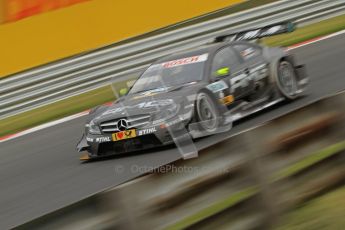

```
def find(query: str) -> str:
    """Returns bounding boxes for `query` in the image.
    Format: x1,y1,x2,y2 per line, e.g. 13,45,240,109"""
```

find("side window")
211,47,241,78
233,44,261,60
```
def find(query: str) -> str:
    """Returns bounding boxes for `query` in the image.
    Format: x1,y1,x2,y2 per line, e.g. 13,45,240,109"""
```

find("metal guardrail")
0,0,344,119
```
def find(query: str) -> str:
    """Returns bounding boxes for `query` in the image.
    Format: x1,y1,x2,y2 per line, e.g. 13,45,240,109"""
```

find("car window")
211,47,241,78
233,44,261,60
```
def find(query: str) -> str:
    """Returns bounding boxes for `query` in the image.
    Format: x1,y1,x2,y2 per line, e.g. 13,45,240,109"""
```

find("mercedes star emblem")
117,119,129,131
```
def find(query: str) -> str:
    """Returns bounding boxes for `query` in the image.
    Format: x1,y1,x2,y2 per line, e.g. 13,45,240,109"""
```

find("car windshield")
129,53,208,94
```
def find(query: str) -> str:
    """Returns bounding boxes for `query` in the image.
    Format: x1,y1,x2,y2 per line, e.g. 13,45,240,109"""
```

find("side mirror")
119,88,128,97
215,67,230,77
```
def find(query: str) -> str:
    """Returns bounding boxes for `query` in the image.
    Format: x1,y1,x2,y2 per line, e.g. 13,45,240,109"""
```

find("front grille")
98,134,162,155
100,115,151,133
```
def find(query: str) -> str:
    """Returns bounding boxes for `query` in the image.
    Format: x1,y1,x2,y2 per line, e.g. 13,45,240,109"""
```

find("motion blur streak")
0,33,344,229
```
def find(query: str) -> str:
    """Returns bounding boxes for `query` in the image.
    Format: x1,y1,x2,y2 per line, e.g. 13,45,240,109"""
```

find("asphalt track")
1,33,345,229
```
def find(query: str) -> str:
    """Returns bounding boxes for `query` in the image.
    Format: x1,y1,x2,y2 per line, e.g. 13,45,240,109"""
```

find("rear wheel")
276,61,299,100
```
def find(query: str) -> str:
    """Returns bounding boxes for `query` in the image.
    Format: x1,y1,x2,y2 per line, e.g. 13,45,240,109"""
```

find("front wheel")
276,61,299,100
195,92,222,133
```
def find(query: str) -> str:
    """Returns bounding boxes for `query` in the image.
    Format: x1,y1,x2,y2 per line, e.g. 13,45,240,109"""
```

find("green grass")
263,14,345,47
165,187,258,230
276,186,345,230
0,86,115,137
1,12,345,137
273,141,345,181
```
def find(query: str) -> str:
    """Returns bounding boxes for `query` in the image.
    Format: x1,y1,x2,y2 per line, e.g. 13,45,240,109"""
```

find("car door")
232,43,270,92
210,46,254,99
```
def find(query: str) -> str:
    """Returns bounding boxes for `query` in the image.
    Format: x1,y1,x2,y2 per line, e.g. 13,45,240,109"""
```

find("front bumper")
77,120,188,157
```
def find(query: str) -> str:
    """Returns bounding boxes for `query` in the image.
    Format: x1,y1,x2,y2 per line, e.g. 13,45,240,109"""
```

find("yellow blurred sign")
0,0,244,78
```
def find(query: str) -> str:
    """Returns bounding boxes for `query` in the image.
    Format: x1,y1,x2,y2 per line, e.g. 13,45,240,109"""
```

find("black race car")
77,22,308,160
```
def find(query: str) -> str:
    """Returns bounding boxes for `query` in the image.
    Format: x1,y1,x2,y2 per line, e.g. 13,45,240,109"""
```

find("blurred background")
0,0,243,77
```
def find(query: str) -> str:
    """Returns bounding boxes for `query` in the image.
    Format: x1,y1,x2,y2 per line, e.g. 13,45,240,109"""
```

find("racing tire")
276,61,299,100
195,92,222,133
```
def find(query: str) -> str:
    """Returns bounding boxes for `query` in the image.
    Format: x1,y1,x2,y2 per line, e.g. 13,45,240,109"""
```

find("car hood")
92,82,205,124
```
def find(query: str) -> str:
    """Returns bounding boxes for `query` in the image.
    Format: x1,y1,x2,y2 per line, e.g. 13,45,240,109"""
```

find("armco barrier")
16,91,345,230
0,0,345,119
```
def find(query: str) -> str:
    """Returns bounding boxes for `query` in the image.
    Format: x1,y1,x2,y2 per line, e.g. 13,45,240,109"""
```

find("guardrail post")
101,188,142,229
242,130,280,229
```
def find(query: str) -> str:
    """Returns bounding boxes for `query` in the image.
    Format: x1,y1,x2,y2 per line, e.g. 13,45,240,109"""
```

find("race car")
77,22,308,160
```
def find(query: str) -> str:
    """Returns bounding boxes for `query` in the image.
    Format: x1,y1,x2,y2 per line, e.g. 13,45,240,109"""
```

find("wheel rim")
197,95,217,131
278,62,298,97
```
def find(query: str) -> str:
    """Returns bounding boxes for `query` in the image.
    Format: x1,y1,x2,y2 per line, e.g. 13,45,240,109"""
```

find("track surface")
1,34,345,229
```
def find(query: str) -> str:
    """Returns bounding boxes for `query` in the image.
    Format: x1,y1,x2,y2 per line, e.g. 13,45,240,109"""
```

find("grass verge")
0,86,115,137
1,14,345,137
263,14,345,47
165,187,258,230
273,140,345,181
276,186,345,230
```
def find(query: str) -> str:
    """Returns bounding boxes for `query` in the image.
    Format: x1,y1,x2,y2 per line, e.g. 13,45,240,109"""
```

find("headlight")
88,120,101,135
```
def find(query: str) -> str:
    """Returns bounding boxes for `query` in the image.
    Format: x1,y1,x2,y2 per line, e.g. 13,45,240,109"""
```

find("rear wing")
214,22,296,43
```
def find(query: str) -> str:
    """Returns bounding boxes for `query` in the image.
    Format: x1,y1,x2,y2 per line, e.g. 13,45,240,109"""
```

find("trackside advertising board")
0,0,244,77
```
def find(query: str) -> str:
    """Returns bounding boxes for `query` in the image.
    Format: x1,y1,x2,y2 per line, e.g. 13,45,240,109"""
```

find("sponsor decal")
112,129,137,141
206,80,228,93
161,54,208,69
86,137,94,142
219,95,234,105
95,136,111,143
138,127,157,136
